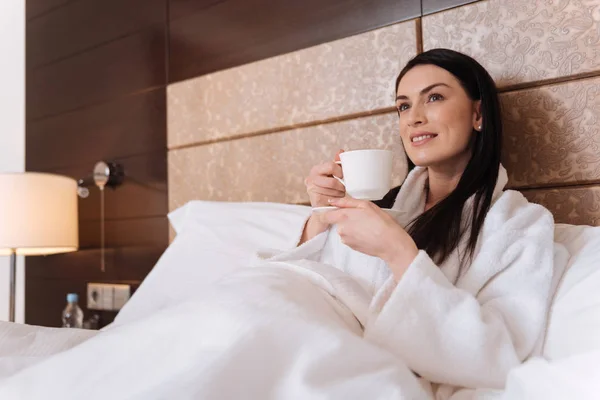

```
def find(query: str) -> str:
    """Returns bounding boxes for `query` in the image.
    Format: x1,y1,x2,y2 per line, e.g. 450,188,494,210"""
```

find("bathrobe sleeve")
364,192,556,390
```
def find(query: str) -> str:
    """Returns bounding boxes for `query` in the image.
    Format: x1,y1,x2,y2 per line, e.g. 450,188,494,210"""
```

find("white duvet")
0,256,598,399
0,260,430,399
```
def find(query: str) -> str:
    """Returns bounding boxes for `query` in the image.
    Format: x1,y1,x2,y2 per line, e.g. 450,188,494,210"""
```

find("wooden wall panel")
26,0,70,20
169,0,225,21
422,0,600,89
49,152,168,222
523,186,600,227
422,0,479,15
502,77,600,189
168,0,420,82
26,1,169,328
169,113,408,210
27,247,163,284
27,89,166,171
27,0,166,69
79,217,169,249
168,20,416,148
27,29,166,120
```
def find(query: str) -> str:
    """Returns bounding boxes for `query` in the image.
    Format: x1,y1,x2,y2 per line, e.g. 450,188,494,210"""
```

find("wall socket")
87,283,131,311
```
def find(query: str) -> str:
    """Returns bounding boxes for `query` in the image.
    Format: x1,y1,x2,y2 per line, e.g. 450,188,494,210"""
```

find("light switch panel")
87,283,131,311
87,283,104,310
101,286,113,310
113,284,131,310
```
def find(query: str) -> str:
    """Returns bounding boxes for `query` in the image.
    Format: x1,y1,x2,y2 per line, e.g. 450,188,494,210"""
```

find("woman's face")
395,64,482,170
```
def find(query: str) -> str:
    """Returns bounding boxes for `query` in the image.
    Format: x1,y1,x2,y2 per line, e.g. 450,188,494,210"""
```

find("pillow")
112,201,312,326
169,201,312,251
543,224,600,360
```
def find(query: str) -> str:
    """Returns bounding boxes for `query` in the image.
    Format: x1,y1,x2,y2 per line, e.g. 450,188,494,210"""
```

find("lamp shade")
0,172,78,256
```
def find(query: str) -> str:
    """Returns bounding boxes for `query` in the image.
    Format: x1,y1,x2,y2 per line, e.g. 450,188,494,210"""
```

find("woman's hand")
304,150,346,208
320,197,419,281
298,150,346,245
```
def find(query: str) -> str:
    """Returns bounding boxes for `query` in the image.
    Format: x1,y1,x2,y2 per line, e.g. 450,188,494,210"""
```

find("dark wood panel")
26,0,70,20
25,277,143,328
27,0,166,69
25,0,169,329
42,152,168,221
26,89,166,171
26,278,90,327
79,217,168,249
27,29,166,120
169,0,226,21
26,246,164,282
422,0,479,15
169,0,420,82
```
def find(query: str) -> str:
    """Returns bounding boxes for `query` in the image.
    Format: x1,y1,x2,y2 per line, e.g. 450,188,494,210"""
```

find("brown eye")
397,103,410,112
428,93,444,102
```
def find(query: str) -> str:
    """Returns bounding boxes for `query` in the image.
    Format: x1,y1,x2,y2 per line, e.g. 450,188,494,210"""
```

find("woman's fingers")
310,175,345,193
305,152,346,208
312,161,343,179
307,185,345,198
329,196,370,209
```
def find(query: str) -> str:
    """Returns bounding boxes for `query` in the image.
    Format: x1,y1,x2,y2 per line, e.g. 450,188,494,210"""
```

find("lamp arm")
77,161,124,198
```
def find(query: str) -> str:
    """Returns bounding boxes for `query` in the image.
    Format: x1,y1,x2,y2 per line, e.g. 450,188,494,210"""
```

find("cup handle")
333,161,345,187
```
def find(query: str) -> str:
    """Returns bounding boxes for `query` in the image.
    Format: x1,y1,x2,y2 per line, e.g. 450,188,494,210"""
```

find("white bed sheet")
0,321,96,379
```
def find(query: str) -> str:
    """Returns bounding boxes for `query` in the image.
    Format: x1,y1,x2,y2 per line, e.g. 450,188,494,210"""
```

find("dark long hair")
386,49,502,269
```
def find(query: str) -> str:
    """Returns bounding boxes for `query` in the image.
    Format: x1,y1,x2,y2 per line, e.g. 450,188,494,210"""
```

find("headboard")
167,0,600,228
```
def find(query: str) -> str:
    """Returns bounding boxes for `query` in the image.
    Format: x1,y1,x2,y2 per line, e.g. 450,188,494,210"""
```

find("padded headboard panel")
167,0,600,227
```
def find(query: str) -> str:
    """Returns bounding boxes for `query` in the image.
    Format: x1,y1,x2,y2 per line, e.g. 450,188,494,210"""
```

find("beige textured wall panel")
523,186,600,226
503,77,600,189
168,20,416,148
423,0,600,87
169,113,407,211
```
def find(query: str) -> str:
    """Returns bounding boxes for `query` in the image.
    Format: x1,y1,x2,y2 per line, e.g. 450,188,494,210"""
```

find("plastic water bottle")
62,293,84,328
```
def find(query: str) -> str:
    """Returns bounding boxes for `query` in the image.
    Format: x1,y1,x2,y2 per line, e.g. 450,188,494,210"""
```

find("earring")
478,125,482,130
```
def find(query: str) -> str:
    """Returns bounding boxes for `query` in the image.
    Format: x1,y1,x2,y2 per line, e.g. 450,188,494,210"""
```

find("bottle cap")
67,293,78,303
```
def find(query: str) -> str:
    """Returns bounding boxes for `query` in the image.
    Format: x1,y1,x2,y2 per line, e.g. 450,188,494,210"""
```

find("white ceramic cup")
334,149,393,200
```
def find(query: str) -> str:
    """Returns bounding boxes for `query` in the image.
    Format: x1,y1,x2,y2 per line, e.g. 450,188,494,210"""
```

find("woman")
300,49,557,398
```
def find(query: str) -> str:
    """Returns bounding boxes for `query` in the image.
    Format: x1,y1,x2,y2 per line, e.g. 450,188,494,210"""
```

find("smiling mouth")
411,134,437,143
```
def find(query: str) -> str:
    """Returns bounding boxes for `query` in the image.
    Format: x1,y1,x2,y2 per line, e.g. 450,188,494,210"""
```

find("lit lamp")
0,173,78,322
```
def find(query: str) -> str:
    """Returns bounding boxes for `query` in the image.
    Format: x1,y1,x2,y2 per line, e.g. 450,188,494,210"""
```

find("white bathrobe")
277,165,559,399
